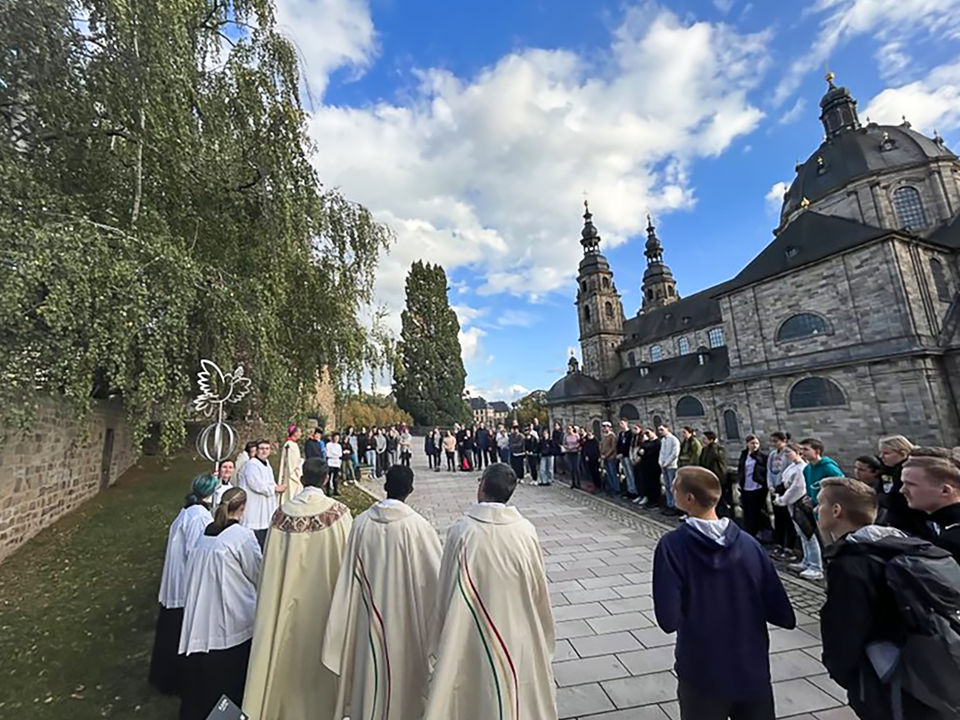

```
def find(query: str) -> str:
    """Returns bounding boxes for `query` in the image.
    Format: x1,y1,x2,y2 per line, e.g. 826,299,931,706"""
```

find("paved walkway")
359,450,854,720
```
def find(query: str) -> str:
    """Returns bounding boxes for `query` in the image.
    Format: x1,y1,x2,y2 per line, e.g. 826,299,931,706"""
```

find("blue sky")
277,0,960,401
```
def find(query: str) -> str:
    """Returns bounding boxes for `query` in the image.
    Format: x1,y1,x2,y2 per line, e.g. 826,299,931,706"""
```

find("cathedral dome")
782,123,954,221
545,370,606,402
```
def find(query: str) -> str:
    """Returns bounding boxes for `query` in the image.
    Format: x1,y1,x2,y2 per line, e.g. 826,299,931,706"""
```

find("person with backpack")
818,477,960,720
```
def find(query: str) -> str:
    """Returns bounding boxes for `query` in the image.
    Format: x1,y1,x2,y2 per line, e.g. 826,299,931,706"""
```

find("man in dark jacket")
654,466,795,719
902,446,960,562
304,428,325,460
818,477,949,720
737,435,770,539
637,429,662,507
475,423,491,470
698,431,731,518
616,419,638,498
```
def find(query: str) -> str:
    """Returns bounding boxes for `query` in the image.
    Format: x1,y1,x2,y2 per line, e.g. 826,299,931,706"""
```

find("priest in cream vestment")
423,462,558,720
322,465,442,720
242,458,352,720
277,425,303,503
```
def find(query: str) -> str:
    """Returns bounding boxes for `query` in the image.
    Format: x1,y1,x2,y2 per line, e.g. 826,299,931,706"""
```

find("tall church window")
592,420,602,437
789,377,846,409
723,409,741,440
602,277,610,289
620,404,640,421
931,258,951,301
677,337,690,355
708,327,725,348
650,345,663,362
676,396,705,417
583,306,591,323
653,414,663,428
892,186,928,230
605,301,614,319
627,351,636,367
777,313,829,342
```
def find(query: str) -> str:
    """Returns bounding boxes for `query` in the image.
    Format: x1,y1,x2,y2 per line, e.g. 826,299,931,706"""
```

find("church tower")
576,202,624,381
640,215,678,311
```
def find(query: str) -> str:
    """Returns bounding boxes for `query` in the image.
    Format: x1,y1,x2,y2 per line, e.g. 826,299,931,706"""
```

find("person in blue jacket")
653,465,796,720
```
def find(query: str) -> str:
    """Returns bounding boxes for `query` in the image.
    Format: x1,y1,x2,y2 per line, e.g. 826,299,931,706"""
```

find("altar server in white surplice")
242,459,352,720
423,462,558,720
237,438,284,547
148,473,217,696
277,425,303,504
178,488,262,720
322,464,442,720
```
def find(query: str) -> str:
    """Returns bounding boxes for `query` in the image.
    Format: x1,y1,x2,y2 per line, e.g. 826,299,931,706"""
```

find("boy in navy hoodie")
653,466,796,720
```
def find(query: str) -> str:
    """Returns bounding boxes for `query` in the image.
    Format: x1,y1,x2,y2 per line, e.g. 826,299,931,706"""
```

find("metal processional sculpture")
193,359,252,472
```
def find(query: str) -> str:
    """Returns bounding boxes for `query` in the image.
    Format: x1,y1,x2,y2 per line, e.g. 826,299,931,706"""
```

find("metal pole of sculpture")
193,360,251,474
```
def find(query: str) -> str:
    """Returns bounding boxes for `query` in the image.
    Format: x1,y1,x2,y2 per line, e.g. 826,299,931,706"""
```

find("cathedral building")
546,74,960,465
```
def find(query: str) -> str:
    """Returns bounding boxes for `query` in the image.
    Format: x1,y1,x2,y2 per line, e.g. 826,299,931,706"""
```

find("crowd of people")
149,445,555,720
146,420,960,720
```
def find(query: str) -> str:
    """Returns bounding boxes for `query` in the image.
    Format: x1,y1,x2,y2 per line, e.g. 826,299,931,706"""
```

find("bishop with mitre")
423,462,558,720
242,458,352,720
322,464,442,720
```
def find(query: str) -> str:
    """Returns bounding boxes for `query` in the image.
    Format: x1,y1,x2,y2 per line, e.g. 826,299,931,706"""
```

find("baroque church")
545,74,960,465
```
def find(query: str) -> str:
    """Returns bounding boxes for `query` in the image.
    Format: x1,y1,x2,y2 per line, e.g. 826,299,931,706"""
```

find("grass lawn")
0,455,375,720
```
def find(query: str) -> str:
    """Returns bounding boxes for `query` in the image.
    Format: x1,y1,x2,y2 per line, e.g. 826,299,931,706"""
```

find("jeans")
539,455,554,484
620,457,637,495
662,467,677,508
604,459,620,494
365,449,376,468
445,451,455,471
499,447,510,463
526,454,539,482
792,519,823,572
567,452,582,488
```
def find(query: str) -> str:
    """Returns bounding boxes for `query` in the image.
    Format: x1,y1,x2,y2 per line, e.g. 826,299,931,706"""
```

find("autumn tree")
0,0,392,450
514,390,548,427
393,262,470,426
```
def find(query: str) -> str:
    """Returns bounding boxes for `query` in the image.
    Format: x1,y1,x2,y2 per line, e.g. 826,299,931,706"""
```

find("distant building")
546,74,960,466
469,396,493,425
489,401,511,424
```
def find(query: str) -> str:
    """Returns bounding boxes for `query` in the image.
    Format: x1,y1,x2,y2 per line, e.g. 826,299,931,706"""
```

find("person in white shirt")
178,487,262,720
148,473,218,696
326,432,344,496
236,441,257,474
237,439,285,547
213,459,235,508
658,425,681,515
773,443,822,579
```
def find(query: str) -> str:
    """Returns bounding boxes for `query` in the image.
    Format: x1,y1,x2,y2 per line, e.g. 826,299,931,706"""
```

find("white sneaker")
634,497,648,506
787,562,807,572
799,569,824,581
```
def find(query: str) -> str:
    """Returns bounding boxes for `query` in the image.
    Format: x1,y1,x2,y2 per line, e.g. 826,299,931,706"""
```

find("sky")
275,0,960,402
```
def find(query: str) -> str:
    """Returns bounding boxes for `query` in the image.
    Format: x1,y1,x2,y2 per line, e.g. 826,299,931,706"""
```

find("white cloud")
773,0,960,105
306,4,770,323
451,304,486,326
874,41,911,82
778,97,806,125
765,181,790,214
714,0,735,13
275,0,378,101
467,382,531,402
494,309,539,328
458,326,487,363
863,59,960,133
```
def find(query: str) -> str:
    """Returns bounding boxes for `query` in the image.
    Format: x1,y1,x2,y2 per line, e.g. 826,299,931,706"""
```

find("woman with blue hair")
148,473,218,696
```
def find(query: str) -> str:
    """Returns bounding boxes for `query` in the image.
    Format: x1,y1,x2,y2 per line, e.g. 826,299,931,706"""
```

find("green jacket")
698,442,727,480
804,456,844,504
678,436,702,467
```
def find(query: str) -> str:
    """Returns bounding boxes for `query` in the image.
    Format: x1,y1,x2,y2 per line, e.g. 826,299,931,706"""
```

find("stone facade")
0,398,136,563
547,78,960,469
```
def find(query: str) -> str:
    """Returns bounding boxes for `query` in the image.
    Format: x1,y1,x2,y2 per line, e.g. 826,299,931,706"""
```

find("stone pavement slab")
359,447,848,719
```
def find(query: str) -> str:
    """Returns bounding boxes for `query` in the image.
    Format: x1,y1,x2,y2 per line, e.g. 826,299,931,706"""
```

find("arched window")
583,306,591,323
602,277,610,289
652,414,663,428
647,289,653,300
620,404,640,421
592,420,602,437
931,258,951,301
789,377,846,409
650,345,663,362
676,396,705,417
605,301,614,319
777,313,829,342
723,409,741,440
677,337,690,355
627,351,636,367
708,327,725,348
892,186,928,229
581,281,587,292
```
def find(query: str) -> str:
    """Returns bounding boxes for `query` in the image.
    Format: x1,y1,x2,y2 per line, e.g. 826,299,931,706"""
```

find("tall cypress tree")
394,262,470,426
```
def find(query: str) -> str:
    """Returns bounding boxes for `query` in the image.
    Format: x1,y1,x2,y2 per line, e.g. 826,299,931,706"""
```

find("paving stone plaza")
361,449,855,720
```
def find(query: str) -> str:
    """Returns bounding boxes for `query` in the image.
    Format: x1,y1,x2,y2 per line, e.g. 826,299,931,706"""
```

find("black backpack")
869,536,960,718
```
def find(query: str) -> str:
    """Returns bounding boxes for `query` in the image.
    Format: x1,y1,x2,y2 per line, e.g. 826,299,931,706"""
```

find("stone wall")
0,398,136,563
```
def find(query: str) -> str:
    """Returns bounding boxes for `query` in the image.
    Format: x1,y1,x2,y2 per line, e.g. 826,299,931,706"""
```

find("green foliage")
393,261,470,426
0,0,392,451
514,389,548,428
339,393,413,429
